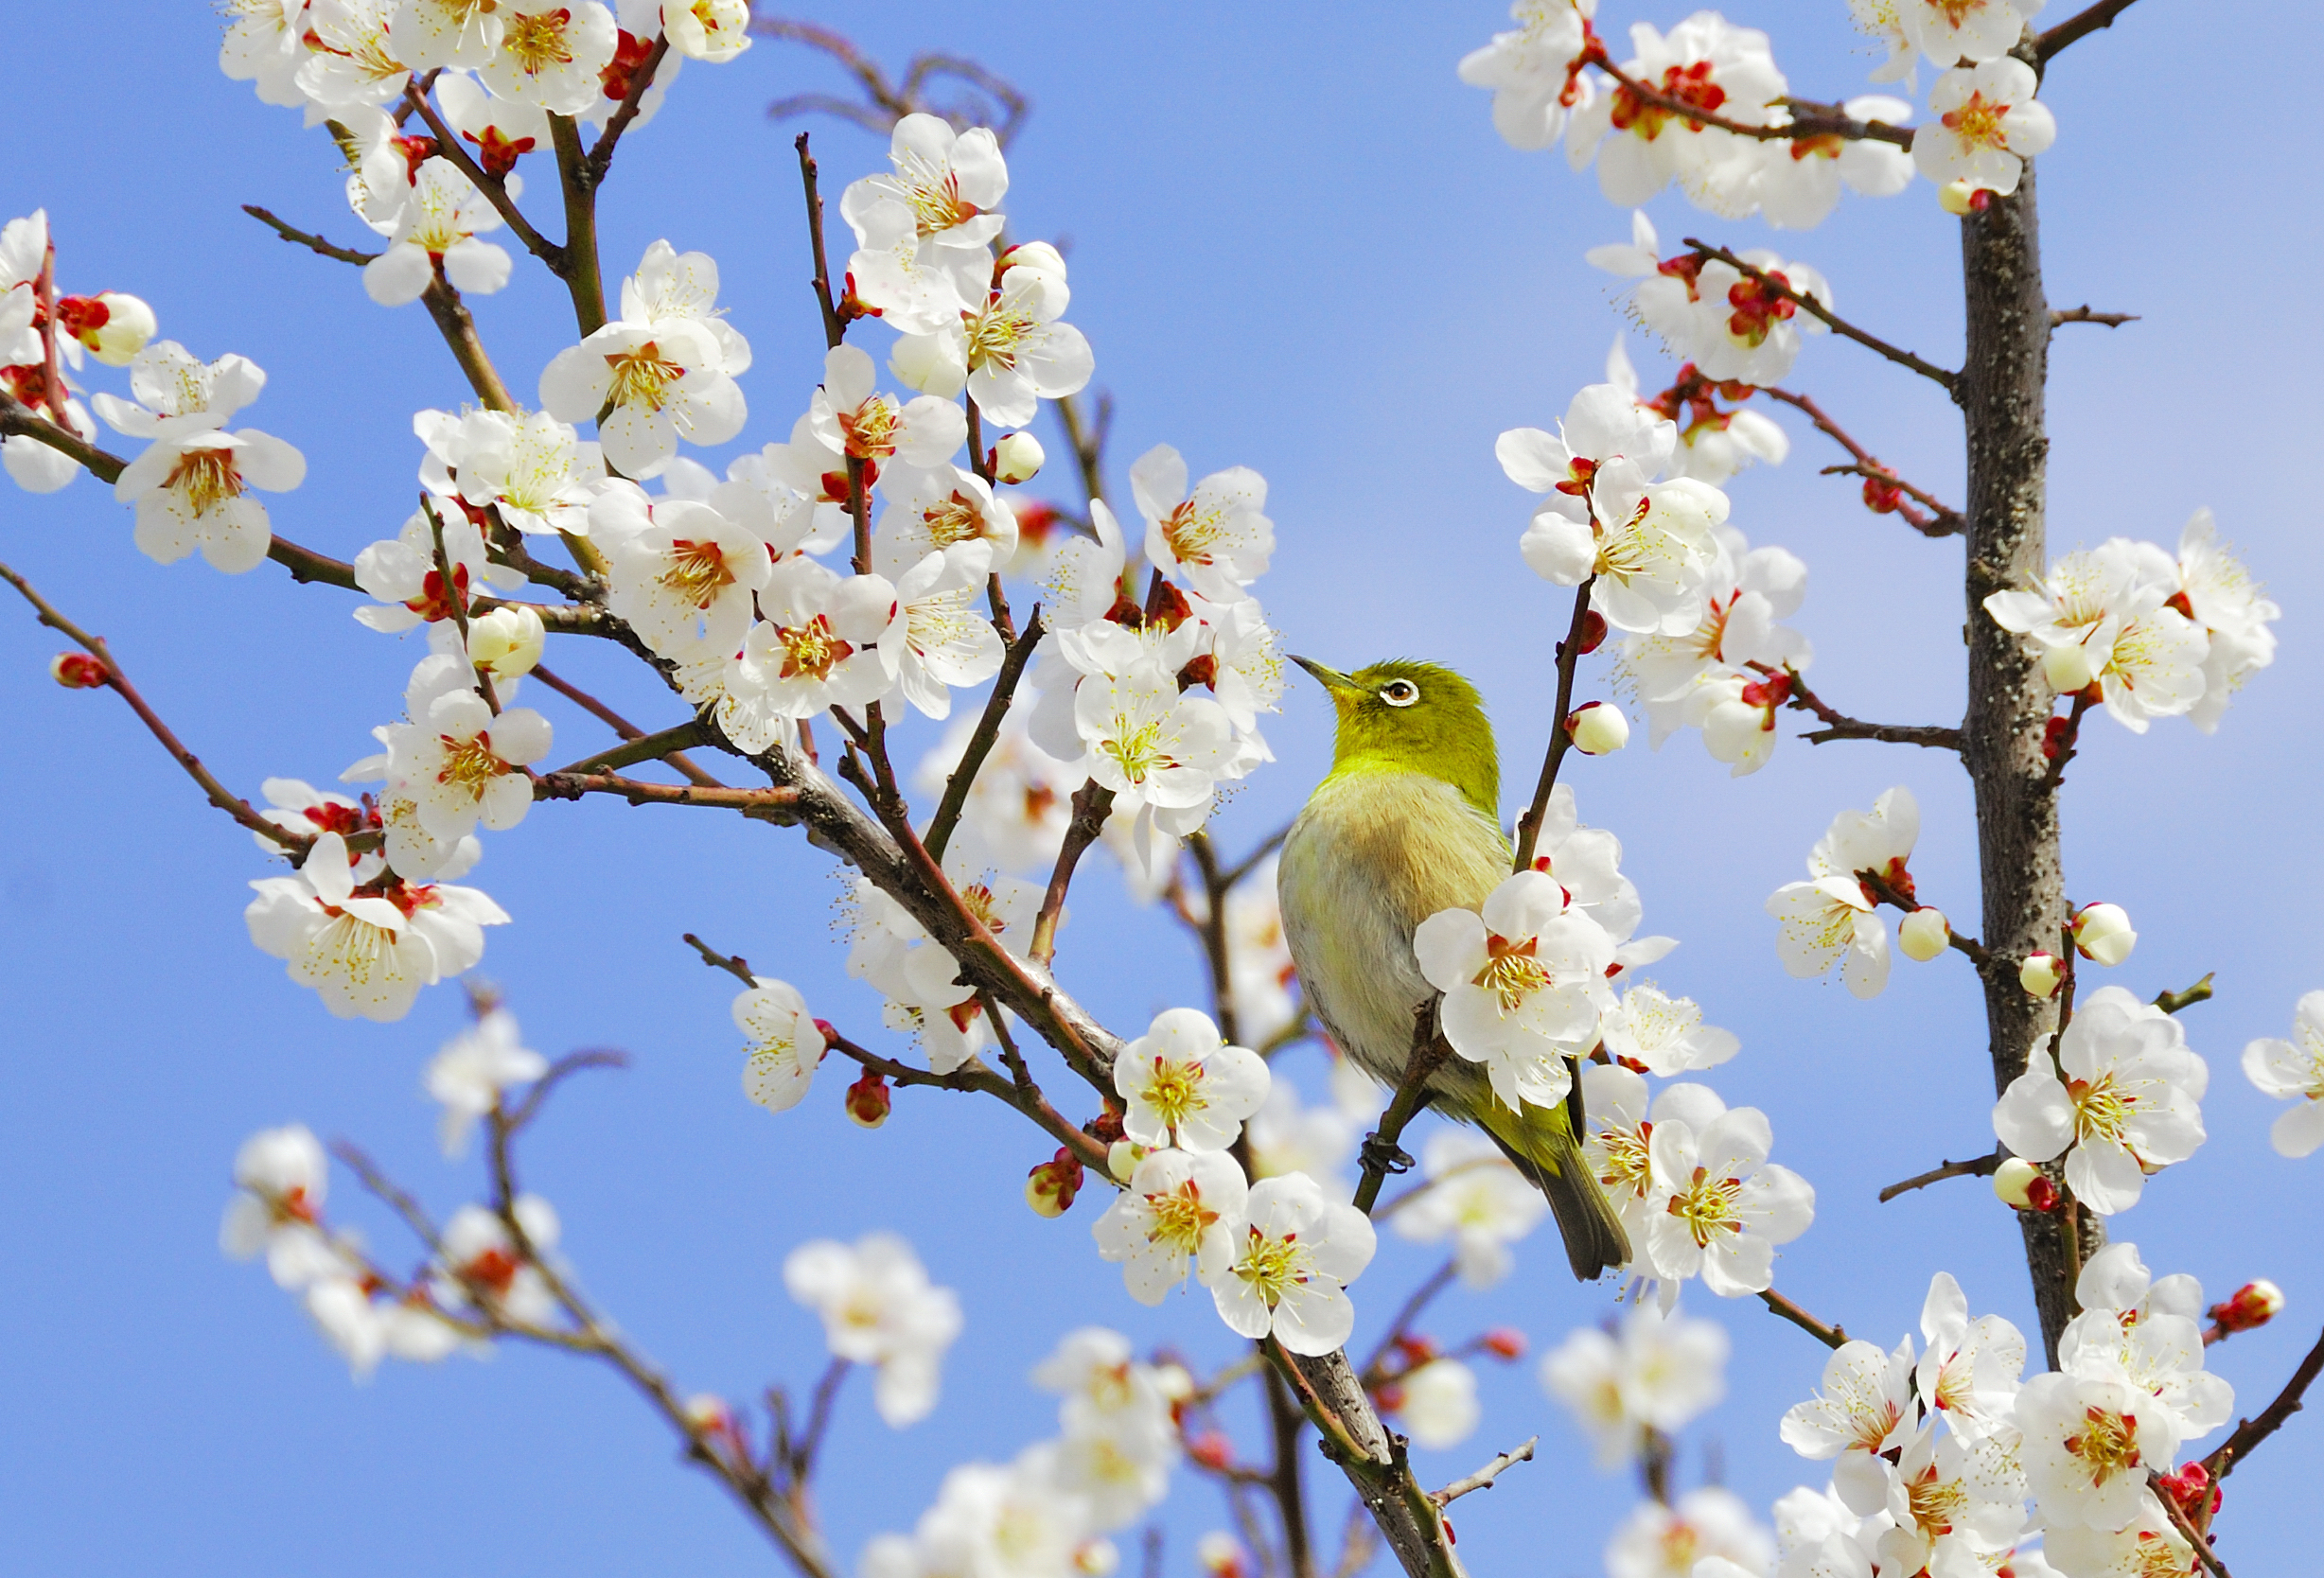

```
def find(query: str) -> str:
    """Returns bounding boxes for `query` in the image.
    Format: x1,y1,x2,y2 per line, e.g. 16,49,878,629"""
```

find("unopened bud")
1993,1156,2041,1209
1861,475,1905,515
1573,610,1608,656
1151,1361,1195,1404
1188,1430,1234,1471
2070,902,2137,967
2154,1461,2222,1523
2024,1174,2061,1213
2018,952,2063,999
1938,179,1978,216
1564,700,1629,756
1195,1533,1249,1578
1107,1137,1150,1183
2040,640,2102,694
1480,1327,1526,1360
844,1068,890,1128
2210,1279,2285,1335
49,652,107,688
76,292,157,366
1898,907,1950,962
1026,1147,1084,1217
992,430,1045,484
467,604,546,679
997,240,1067,284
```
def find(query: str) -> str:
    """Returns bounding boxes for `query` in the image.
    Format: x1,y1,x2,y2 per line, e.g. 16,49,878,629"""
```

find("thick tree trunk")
1956,152,2097,1368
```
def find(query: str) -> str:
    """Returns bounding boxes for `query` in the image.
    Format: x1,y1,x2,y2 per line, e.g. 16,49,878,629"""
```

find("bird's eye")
1380,680,1419,708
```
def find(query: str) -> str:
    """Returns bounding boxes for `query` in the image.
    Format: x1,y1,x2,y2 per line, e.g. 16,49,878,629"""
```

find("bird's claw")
1360,1132,1416,1177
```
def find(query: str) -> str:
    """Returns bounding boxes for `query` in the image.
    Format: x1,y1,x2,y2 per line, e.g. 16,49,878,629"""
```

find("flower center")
165,447,246,517
1904,1464,1964,1537
919,490,989,550
1472,933,1550,1012
2065,1406,2142,1485
775,616,853,681
1666,1165,1743,1248
963,296,1035,372
505,9,575,77
893,156,979,238
1139,1056,1206,1133
837,394,900,460
1724,272,1798,349
659,538,734,608
1100,714,1166,785
605,342,683,412
1941,90,2010,149
2068,1073,2137,1150
437,733,507,798
1611,61,1726,141
1232,1225,1309,1308
1593,1119,1654,1200
1161,499,1237,567
1144,1181,1219,1254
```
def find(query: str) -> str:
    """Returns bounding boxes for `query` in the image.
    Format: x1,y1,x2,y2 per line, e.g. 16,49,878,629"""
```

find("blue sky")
2,3,2319,1575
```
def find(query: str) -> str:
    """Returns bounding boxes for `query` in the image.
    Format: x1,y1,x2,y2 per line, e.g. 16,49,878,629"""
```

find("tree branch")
1588,50,1911,148
533,770,803,823
2037,0,2142,63
1511,576,1597,871
1684,241,1960,393
1878,1148,2003,1202
1030,780,1113,966
924,608,1044,866
401,83,566,272
2204,1323,2324,1482
1759,1288,1848,1350
527,664,724,787
2147,1470,2233,1578
1758,387,1963,537
1432,1438,1537,1507
2155,973,2215,1015
548,113,607,335
1754,665,1963,750
585,33,672,182
241,203,379,264
2051,305,2139,328
547,720,710,779
1351,1003,1451,1216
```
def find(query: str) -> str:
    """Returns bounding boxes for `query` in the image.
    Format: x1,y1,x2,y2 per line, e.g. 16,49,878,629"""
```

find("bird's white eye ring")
1380,679,1419,708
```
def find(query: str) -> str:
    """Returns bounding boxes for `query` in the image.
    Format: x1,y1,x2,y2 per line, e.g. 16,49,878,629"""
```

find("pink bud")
844,1069,890,1129
49,653,107,689
1480,1328,1526,1360
2210,1280,2284,1335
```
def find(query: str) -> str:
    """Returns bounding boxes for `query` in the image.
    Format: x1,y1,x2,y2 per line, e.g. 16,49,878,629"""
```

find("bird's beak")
1291,656,1365,703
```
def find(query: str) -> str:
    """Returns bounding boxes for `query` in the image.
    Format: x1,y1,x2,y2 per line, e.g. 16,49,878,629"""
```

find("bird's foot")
1359,1132,1416,1177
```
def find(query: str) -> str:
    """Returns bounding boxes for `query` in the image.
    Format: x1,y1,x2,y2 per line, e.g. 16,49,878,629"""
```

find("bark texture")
1956,154,2099,1368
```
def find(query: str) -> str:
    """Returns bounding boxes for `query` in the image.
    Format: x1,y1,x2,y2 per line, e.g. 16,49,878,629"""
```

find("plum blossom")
1415,868,1617,1112
735,977,827,1113
892,256,1094,428
1871,1422,2028,1578
1073,660,1236,851
393,0,503,70
1782,1336,1919,1516
1604,1488,1773,1578
1534,457,1727,636
731,556,899,720
436,70,551,176
2015,1367,2179,1532
1766,786,1918,999
1576,1064,1728,1274
1092,1147,1248,1304
1992,985,2209,1214
425,1006,546,1157
433,1196,562,1325
380,659,555,842
363,157,512,307
1391,1130,1547,1288
296,0,411,113
882,545,1004,718
809,344,966,474
1566,14,1787,218
93,341,306,572
435,408,601,538
1206,1172,1376,1357
842,113,1009,264
480,0,619,113
220,1123,343,1289
1914,1271,2027,1444
1758,97,1915,230
1982,537,2210,731
1646,1105,1814,1298
1911,60,2056,199
1600,335,1788,487
661,0,750,61
1243,1076,1358,1193
1600,979,1738,1075
1114,1008,1269,1153
351,505,523,634
912,707,1079,873
872,462,1018,576
1497,381,1678,550
1541,1300,1729,1466
1132,445,1274,605
620,240,752,376
220,0,313,107
2243,990,2324,1158
2173,508,2279,732
1897,0,2047,69
2039,1499,2195,1578
591,486,772,658
1395,1358,1482,1450
2061,1244,2234,1445
539,242,748,477
1458,0,1597,151
783,1233,962,1428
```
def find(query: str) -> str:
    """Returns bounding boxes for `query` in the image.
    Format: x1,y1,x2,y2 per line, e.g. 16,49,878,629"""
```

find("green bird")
1276,657,1630,1281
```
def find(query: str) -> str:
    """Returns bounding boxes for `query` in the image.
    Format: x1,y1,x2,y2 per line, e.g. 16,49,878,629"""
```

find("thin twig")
1432,1438,1537,1507
2147,1470,2233,1578
548,113,607,336
2051,305,2139,328
1360,1261,1458,1384
2155,973,2215,1015
1759,1288,1848,1350
1685,240,1960,393
1754,387,1962,537
1589,50,1911,148
793,133,847,351
1878,1148,2003,1203
419,272,519,412
548,720,710,779
2037,0,2142,62
585,33,673,182
401,82,564,270
2205,1323,2324,1482
503,1049,630,1135
684,932,760,986
529,664,724,788
1511,577,1597,871
924,609,1044,865
1030,781,1113,965
241,204,379,264
1774,666,1963,750
533,770,803,822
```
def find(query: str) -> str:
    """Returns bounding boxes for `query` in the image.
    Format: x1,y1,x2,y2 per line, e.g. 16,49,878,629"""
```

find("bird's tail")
1477,1095,1630,1281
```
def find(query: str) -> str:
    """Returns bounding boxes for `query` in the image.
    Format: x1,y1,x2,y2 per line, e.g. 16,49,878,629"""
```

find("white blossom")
1391,1130,1545,1288
1766,786,1917,999
1415,868,1616,1112
783,1233,962,1428
1205,1172,1376,1357
1992,986,2208,1214
2244,990,2324,1158
1541,1300,1730,1466
425,1006,546,1157
1912,59,2056,199
736,977,827,1113
93,341,306,572
1646,1106,1814,1298
1092,1148,1248,1305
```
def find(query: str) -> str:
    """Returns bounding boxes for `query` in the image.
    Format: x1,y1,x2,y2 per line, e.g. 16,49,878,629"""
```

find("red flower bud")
49,653,108,689
2023,1175,2060,1213
2153,1460,2222,1522
1574,609,1608,656
1188,1430,1234,1470
2208,1280,2284,1336
1026,1148,1085,1218
844,1069,890,1129
1861,476,1905,515
1481,1328,1526,1360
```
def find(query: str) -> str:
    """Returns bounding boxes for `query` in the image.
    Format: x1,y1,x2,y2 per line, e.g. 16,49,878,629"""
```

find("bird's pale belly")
1277,769,1510,1101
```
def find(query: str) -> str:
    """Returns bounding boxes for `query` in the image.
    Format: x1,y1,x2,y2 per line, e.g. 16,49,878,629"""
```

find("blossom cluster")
1775,1251,2231,1578
1,210,156,493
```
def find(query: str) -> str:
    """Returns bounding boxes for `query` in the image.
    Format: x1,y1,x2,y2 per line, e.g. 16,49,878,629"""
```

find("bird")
1276,656,1630,1280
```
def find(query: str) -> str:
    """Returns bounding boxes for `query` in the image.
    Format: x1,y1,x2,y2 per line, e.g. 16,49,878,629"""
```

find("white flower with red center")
2244,990,2324,1158
433,1197,562,1326
1618,523,1810,772
426,1007,547,1157
882,544,1004,720
1415,868,1617,1112
1497,379,1680,530
2173,508,2279,733
1913,1271,2027,1444
894,263,1096,428
448,409,602,537
254,778,380,852
809,344,966,476
391,0,504,69
620,240,753,377
1576,1064,1727,1273
245,831,509,1021
1992,984,2209,1215
1129,445,1274,604
731,555,899,720
1872,1422,2029,1578
93,341,307,573
1390,1129,1546,1288
2015,1366,2180,1532
1983,537,2209,729
220,1123,344,1289
661,0,749,61
220,0,313,108
1115,1008,1269,1153
1601,979,1738,1075
783,1232,962,1427
2040,1499,2196,1578
435,70,551,177
1204,1172,1376,1357
1780,1335,1920,1515
873,462,1018,577
1541,1300,1730,1468
1766,785,1919,1000
361,157,511,307
351,506,521,634
1524,455,1727,636
1604,1488,1774,1578
1072,659,1235,849
1911,59,2056,198
1646,1104,1814,1299
1681,254,1833,386
1092,1147,1248,1305
591,486,771,658
383,673,554,844
842,113,1010,263
1458,0,1598,152
1565,14,1787,216
479,0,618,112
734,976,826,1113
1759,96,1916,230
1898,0,2045,68
539,315,745,479
295,0,411,112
